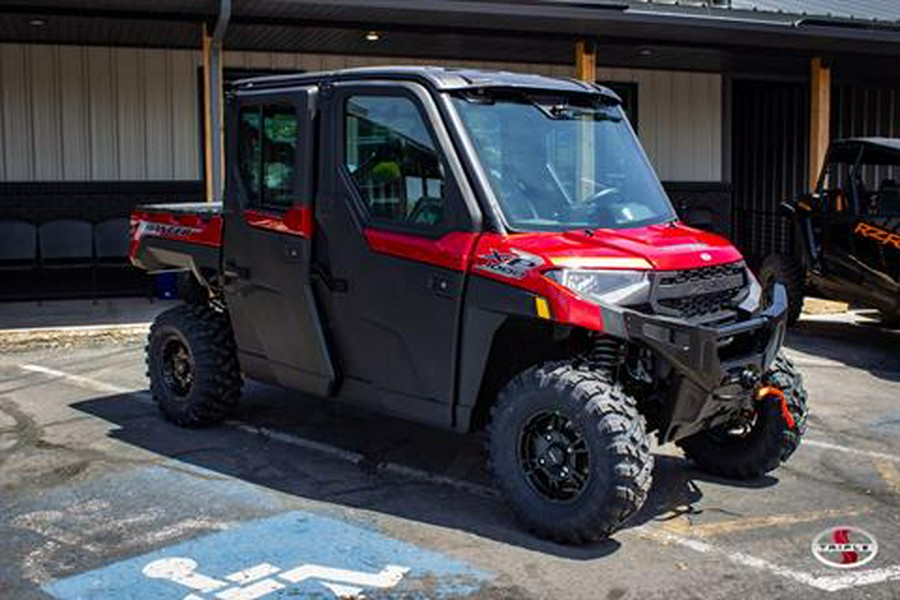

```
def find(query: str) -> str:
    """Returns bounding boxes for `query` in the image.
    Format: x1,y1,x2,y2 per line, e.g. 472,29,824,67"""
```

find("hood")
499,222,743,271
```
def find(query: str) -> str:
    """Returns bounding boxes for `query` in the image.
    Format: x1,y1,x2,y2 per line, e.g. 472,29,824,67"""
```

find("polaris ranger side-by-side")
130,68,808,544
761,138,900,325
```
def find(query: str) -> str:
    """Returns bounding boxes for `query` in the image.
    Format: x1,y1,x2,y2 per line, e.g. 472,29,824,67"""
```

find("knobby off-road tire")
677,352,808,480
146,303,242,427
488,362,653,544
759,254,804,325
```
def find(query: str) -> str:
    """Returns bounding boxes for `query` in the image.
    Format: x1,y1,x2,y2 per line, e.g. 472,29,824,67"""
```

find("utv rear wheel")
147,304,242,427
677,353,807,479
177,272,210,305
759,254,804,325
488,363,653,544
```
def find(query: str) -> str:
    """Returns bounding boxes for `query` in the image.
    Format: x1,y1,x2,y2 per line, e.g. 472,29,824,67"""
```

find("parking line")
16,363,497,499
802,439,900,463
225,422,498,498
17,361,900,594
19,362,900,467
640,528,900,592
659,506,869,537
19,363,146,397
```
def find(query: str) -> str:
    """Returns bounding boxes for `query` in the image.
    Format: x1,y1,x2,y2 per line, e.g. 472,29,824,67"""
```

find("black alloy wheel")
161,335,194,397
519,410,591,502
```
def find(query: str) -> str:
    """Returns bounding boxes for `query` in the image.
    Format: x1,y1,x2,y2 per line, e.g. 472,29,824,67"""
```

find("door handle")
311,264,348,293
284,242,304,262
428,274,456,298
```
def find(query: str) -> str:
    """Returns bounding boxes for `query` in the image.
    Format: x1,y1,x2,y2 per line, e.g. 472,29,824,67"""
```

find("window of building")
344,95,446,228
237,104,299,211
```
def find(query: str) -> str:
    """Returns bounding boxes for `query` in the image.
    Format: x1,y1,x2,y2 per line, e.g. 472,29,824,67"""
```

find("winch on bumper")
603,284,789,443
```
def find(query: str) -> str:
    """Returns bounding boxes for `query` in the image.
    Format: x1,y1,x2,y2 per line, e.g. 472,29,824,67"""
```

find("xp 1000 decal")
474,250,544,279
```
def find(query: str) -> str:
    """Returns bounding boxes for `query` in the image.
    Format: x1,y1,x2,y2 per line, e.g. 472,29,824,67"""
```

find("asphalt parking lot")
1,312,899,599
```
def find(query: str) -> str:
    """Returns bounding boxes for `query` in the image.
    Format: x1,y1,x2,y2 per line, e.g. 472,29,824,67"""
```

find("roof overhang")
2,1,898,69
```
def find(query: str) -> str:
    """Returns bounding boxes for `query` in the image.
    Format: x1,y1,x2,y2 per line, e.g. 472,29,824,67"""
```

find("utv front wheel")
488,363,653,544
147,304,242,427
677,353,808,479
759,254,804,325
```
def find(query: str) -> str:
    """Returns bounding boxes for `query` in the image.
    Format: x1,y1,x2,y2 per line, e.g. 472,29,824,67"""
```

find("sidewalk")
0,298,176,331
0,298,178,352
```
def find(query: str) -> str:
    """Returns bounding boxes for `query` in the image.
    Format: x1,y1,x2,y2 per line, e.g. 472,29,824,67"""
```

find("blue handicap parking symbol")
44,510,491,599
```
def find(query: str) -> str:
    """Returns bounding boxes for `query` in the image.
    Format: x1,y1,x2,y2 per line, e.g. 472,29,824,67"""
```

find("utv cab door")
314,82,479,427
222,87,334,395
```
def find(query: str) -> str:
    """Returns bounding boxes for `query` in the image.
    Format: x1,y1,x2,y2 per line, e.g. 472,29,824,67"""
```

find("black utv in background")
761,138,900,325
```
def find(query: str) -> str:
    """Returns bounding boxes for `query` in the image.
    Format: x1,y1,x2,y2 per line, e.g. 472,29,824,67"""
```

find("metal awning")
1,0,898,70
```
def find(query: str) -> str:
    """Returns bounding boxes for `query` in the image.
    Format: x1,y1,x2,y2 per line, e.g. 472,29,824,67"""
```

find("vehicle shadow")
786,316,900,382
71,385,776,560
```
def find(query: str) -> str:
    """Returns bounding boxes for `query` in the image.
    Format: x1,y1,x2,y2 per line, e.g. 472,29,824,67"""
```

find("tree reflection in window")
345,96,445,227
237,104,298,211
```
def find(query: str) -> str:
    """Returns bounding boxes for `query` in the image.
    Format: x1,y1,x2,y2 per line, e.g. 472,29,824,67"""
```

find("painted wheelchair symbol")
142,556,410,599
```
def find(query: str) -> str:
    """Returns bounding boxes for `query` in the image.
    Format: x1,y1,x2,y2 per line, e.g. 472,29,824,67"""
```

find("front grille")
650,262,747,322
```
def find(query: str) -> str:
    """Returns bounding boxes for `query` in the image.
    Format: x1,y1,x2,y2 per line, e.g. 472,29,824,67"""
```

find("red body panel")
362,222,744,332
498,223,743,271
128,210,223,262
363,229,480,272
470,234,605,330
132,202,744,334
245,206,314,238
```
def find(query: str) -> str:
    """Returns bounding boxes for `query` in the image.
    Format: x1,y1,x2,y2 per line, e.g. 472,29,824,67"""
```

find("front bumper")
604,284,788,443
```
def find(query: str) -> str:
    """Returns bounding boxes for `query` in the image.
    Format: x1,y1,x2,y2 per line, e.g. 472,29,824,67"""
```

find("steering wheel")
490,165,540,220
584,185,621,204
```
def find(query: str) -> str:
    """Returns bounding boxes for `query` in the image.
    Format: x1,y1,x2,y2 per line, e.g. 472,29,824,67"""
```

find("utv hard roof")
831,137,900,165
230,66,620,101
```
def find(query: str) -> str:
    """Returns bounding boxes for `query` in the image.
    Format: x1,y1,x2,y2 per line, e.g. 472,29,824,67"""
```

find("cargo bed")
128,202,223,279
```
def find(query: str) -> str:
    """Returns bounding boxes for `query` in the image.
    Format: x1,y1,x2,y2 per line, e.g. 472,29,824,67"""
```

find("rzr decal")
855,221,900,250
474,250,544,279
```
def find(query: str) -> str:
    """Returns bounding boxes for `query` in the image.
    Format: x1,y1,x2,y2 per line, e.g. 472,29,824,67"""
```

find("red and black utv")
761,138,900,325
130,67,807,544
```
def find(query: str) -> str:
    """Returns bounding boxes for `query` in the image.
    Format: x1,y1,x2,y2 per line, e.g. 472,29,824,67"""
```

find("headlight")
546,269,650,306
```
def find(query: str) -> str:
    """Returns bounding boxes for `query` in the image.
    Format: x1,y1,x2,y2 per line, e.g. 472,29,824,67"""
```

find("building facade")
1,0,898,297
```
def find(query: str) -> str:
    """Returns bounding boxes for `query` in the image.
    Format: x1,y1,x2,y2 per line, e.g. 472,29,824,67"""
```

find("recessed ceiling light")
29,17,47,27
365,31,381,42
637,47,654,57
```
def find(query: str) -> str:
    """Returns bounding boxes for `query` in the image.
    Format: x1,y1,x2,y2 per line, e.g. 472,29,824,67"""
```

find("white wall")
599,66,722,182
0,43,723,183
0,44,198,181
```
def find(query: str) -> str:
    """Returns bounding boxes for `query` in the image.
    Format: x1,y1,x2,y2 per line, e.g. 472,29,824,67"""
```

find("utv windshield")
452,91,675,231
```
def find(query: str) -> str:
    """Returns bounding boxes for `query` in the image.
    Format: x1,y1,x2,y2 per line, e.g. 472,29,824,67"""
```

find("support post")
201,24,213,203
574,39,596,82
575,40,596,200
809,56,831,192
201,0,231,203
209,39,225,203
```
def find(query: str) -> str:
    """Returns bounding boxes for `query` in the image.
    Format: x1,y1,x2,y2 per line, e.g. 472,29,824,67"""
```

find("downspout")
208,0,231,203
